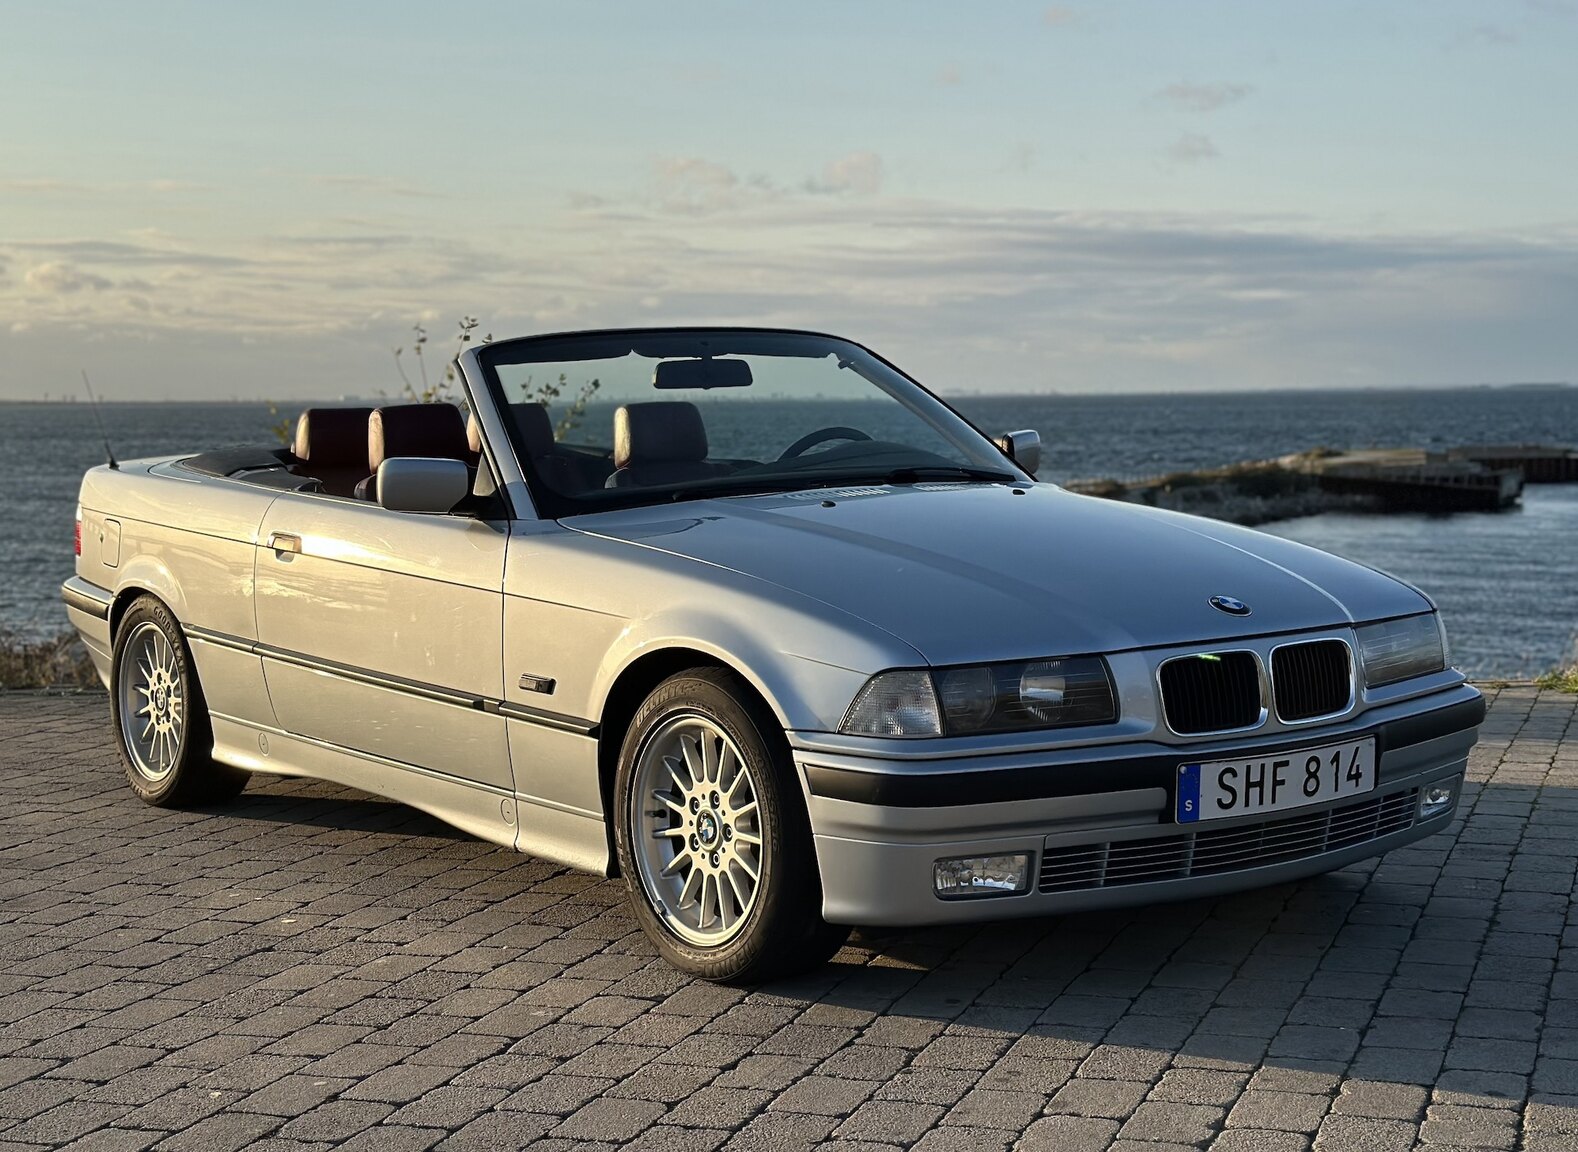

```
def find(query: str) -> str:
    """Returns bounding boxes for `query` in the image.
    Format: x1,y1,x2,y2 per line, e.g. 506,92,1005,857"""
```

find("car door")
253,491,512,797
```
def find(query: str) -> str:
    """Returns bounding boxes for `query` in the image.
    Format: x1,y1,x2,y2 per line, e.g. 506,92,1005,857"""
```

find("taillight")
74,506,82,557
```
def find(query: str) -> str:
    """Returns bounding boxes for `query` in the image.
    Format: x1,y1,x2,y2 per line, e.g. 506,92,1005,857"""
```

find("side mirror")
377,457,470,514
994,429,1041,477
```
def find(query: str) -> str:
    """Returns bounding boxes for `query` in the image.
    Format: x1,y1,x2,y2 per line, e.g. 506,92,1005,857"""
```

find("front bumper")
795,683,1483,926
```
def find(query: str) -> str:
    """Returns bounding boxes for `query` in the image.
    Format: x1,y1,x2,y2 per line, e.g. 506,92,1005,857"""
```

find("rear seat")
355,403,471,503
292,407,373,498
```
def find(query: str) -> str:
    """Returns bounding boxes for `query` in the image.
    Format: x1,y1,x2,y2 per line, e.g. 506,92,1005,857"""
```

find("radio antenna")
80,370,119,470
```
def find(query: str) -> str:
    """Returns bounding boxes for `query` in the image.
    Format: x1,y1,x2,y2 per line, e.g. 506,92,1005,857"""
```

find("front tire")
614,668,848,982
110,595,248,807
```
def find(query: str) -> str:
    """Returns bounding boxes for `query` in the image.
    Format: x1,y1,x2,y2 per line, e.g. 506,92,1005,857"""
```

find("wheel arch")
108,559,189,642
596,646,787,878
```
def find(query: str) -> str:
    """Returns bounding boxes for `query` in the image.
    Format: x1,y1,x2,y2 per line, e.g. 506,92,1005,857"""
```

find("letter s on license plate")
1175,736,1376,824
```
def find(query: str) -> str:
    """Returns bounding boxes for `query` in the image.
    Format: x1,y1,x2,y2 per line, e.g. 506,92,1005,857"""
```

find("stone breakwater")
1067,444,1578,526
1065,452,1377,527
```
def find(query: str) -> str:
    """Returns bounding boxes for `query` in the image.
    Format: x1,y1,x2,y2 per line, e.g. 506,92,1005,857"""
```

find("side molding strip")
185,624,598,737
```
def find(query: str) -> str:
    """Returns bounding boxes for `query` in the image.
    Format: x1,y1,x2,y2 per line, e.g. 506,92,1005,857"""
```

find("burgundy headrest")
466,403,555,457
614,402,708,469
512,403,556,456
368,404,469,471
294,407,373,466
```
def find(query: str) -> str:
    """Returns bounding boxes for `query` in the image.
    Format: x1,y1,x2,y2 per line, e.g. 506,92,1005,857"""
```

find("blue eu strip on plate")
1176,763,1201,823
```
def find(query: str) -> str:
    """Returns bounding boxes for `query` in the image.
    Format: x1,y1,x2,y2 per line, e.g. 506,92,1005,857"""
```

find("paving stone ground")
1,686,1575,1151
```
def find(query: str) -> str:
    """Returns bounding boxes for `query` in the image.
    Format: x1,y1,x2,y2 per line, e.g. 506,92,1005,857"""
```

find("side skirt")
209,713,612,874
210,713,520,851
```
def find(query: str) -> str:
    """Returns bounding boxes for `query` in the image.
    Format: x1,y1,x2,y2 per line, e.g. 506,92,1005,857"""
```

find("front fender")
591,603,916,734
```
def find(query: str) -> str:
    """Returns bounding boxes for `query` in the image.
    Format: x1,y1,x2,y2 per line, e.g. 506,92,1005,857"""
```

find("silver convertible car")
64,328,1484,981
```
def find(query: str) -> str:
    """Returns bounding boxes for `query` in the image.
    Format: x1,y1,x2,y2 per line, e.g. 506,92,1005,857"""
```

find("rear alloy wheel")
615,668,848,981
110,595,248,807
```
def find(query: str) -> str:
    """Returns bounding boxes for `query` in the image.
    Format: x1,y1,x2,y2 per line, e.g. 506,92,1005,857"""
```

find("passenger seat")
355,403,471,503
292,407,373,498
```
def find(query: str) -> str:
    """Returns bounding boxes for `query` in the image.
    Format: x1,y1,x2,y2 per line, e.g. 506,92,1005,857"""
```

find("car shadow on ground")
220,765,1549,1124
223,784,475,840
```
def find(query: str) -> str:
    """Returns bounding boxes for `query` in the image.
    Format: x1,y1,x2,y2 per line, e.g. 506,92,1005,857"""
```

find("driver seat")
606,402,732,488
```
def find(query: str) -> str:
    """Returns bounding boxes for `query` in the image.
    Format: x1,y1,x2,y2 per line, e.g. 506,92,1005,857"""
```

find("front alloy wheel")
615,668,848,982
631,714,764,947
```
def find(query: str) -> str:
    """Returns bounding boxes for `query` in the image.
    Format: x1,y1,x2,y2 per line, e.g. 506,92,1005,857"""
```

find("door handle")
266,532,302,555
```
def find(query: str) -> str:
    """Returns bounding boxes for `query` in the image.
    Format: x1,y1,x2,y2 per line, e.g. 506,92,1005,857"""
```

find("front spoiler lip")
799,684,1484,809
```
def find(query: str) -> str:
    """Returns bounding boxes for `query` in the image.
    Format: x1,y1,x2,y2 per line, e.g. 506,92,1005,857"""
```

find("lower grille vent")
1039,787,1420,894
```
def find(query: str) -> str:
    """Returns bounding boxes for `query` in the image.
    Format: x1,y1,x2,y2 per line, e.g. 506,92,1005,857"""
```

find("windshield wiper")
871,465,1018,484
664,476,845,503
658,465,1018,504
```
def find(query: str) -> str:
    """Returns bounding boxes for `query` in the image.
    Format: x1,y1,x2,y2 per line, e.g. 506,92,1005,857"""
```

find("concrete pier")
1449,444,1578,483
1300,449,1525,513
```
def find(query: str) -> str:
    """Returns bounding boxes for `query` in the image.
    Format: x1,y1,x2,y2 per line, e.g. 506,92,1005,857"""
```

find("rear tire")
110,595,249,807
614,668,848,982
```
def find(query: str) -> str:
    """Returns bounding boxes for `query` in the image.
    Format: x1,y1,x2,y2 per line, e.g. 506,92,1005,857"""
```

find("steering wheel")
777,426,873,461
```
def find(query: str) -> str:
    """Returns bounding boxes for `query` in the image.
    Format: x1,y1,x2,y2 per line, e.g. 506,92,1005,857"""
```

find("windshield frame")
471,326,1029,520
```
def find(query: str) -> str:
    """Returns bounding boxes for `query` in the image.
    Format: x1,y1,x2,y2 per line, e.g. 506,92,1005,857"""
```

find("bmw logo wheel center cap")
696,810,720,848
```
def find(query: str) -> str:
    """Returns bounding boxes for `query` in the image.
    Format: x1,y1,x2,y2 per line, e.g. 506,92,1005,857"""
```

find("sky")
3,0,1577,400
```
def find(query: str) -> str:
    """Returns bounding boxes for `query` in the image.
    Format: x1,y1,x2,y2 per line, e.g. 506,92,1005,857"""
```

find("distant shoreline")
2,381,1572,406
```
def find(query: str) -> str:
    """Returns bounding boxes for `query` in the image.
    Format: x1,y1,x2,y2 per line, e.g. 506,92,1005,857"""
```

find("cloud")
1168,133,1219,164
6,239,250,268
1156,82,1253,113
0,177,207,196
936,65,962,86
651,156,757,214
24,263,113,294
7,189,1578,401
309,174,446,199
1043,5,1078,25
643,152,884,212
808,151,884,196
1465,23,1518,45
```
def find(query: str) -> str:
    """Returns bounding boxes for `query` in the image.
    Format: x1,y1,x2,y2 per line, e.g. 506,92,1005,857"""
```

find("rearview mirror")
994,429,1041,477
377,457,470,514
653,357,753,390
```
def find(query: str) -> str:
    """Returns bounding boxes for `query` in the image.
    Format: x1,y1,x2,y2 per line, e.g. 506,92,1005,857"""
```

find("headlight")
1357,613,1448,686
841,657,1117,738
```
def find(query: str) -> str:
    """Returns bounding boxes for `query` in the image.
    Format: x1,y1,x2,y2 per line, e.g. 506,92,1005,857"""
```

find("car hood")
563,483,1430,665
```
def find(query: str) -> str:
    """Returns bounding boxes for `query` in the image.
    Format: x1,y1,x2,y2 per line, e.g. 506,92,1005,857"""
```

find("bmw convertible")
63,328,1483,980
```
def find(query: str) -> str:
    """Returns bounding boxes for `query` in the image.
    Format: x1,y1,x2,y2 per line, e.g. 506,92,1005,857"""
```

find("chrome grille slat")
1038,788,1421,894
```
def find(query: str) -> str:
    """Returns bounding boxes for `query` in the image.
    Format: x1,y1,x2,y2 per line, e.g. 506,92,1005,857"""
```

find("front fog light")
1419,783,1456,819
933,853,1032,899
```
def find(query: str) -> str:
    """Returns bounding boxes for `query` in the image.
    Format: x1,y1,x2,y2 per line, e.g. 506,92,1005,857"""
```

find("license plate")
1175,736,1376,824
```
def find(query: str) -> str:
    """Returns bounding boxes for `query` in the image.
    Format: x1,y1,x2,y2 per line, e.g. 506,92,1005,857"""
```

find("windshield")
475,329,1023,517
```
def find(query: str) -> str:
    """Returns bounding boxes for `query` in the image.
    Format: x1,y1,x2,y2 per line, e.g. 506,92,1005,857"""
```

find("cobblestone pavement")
1,687,1575,1151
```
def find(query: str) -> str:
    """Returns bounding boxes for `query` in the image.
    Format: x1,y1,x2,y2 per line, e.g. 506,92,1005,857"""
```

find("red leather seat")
292,407,373,498
355,404,471,502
